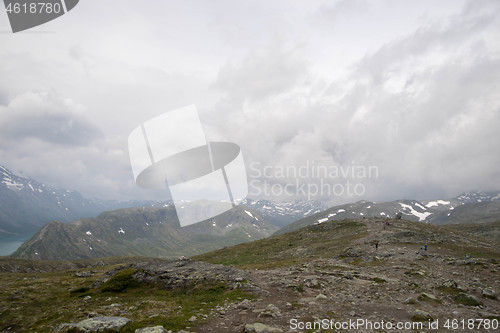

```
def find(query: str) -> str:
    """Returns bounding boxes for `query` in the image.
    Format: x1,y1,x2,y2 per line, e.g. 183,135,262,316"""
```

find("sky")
0,0,499,206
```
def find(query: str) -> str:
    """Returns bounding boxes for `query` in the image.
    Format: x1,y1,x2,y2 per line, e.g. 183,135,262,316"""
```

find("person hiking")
424,243,428,253
375,241,379,251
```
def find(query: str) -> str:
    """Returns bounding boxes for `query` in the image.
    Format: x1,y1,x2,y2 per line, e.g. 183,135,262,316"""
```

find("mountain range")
275,192,500,235
12,205,279,260
0,165,164,237
0,165,325,239
3,163,500,261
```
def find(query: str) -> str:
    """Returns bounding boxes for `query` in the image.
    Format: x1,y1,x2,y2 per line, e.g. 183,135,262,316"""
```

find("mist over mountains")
0,165,164,237
0,165,326,237
2,164,500,260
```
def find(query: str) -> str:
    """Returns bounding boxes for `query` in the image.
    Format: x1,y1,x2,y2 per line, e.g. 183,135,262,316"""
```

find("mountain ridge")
275,191,500,235
0,165,166,237
11,205,279,260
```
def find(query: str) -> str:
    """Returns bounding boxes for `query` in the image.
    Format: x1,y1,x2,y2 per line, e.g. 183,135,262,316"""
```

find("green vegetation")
372,277,386,284
437,286,464,296
193,220,367,269
0,261,253,332
453,293,482,307
119,281,253,332
99,268,139,292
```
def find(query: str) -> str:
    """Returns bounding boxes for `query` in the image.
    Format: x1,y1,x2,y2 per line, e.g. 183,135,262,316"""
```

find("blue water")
0,236,30,256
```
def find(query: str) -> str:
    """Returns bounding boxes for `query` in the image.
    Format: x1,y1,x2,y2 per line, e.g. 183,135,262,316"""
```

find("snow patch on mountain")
399,203,432,221
425,200,450,208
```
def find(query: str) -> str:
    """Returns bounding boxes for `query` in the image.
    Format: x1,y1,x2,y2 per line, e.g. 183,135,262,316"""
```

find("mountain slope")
429,201,500,225
241,198,326,227
274,192,500,235
192,217,499,332
442,220,500,244
195,217,500,269
11,206,278,260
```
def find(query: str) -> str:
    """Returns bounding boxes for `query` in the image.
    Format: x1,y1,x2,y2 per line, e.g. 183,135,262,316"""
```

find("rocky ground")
1,218,499,332
195,219,500,332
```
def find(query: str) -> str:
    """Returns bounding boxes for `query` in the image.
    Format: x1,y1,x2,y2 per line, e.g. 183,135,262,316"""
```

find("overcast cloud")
0,0,499,205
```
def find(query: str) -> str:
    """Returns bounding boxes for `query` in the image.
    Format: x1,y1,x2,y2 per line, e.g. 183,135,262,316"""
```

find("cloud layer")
0,0,499,204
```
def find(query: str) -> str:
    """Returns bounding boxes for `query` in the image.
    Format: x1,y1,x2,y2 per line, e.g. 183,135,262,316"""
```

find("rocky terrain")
194,218,500,332
1,217,498,332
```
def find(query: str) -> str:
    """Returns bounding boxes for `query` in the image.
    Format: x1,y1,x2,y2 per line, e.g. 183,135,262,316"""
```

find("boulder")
61,316,131,332
244,323,283,333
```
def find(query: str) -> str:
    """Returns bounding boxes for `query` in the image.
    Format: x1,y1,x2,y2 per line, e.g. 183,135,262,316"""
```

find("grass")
437,286,464,296
453,293,482,307
193,220,368,269
0,264,254,332
99,268,139,292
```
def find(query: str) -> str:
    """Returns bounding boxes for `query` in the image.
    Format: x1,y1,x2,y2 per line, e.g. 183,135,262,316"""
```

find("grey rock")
304,277,320,288
237,299,253,310
92,260,256,291
62,316,131,332
482,288,498,300
258,304,281,318
412,309,432,322
403,297,417,304
442,280,458,288
244,323,283,333
316,294,328,301
418,292,441,303
135,326,167,333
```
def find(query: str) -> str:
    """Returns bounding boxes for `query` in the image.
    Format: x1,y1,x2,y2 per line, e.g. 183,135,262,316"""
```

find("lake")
0,236,30,256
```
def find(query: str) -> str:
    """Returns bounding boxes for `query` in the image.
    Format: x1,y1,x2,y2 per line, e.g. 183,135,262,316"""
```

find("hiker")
375,241,379,251
424,243,428,253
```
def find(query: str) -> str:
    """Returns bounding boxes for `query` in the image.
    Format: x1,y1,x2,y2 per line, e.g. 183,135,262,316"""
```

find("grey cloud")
0,92,102,146
214,41,307,102
0,87,8,106
354,2,499,85
1,112,102,146
204,0,500,204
